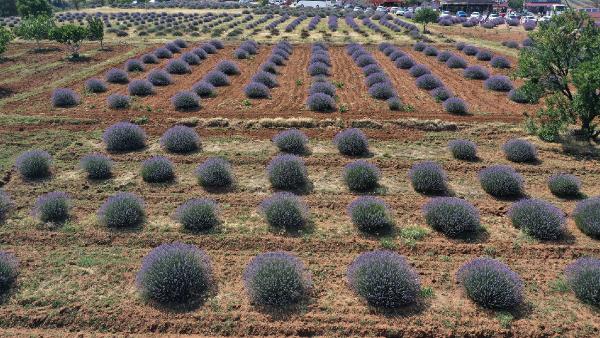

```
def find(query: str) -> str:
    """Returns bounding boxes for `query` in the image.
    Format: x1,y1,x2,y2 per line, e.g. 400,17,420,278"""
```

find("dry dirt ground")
0,39,599,337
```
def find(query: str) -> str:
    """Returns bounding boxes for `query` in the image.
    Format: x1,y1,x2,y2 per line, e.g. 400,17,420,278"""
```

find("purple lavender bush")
244,82,270,99
33,191,70,223
409,161,448,194
443,97,469,114
160,125,201,154
195,157,234,189
141,156,175,183
423,197,480,237
572,197,600,238
457,257,524,309
347,250,420,308
343,160,380,192
0,251,18,294
478,165,524,198
267,154,309,191
175,198,219,231
502,138,538,163
307,92,336,112
334,128,369,157
347,196,393,233
448,139,477,161
147,69,173,86
15,150,52,180
547,173,581,198
136,242,213,308
171,91,200,111
272,129,308,155
243,252,311,307
51,88,80,108
84,78,107,93
508,199,565,240
564,258,600,306
98,192,146,228
80,153,112,179
103,122,146,152
260,192,308,230
0,190,12,222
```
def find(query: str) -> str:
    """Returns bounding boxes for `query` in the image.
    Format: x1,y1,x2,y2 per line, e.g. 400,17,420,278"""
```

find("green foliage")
86,16,104,49
50,24,88,58
508,0,523,10
0,27,13,56
0,0,18,17
413,8,439,32
517,11,600,140
15,15,55,50
16,0,52,17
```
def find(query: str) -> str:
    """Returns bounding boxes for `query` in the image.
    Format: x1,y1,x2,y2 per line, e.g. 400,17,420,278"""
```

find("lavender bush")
15,150,52,180
423,197,480,237
103,122,146,152
572,197,600,238
564,258,600,306
195,157,234,189
175,198,219,231
267,154,309,191
98,192,145,228
33,191,70,223
80,153,112,179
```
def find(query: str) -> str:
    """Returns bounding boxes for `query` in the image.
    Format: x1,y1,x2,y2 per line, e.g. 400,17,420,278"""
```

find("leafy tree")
50,24,88,58
508,0,524,10
86,16,104,49
0,27,13,56
16,0,52,18
70,0,82,10
0,0,18,17
15,15,55,50
517,10,600,141
414,8,439,33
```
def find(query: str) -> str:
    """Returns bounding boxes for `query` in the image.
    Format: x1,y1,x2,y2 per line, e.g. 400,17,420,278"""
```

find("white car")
470,12,481,19
489,13,499,19
376,6,387,12
522,15,536,23
442,10,451,16
353,6,362,12
395,9,405,15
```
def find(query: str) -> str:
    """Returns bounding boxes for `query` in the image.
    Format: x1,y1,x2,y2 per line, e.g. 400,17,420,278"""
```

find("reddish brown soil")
431,24,530,44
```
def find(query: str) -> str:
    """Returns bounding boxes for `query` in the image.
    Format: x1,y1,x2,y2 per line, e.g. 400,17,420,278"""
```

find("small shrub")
204,70,230,87
475,50,493,61
154,47,173,59
409,64,430,78
443,97,469,114
307,92,336,112
107,94,131,109
243,252,311,307
416,74,443,90
564,257,600,306
462,45,479,55
423,197,480,237
347,250,420,308
160,125,200,154
437,51,453,62
448,139,477,161
508,199,565,240
485,75,513,92
209,39,224,49
141,53,159,64
175,199,219,231
0,252,18,294
260,192,308,229
508,87,535,104
33,191,70,223
334,128,369,157
147,69,173,86
171,91,200,111
463,66,490,80
103,122,146,152
502,139,537,163
166,59,191,74
548,174,581,198
164,42,181,53
479,165,524,198
84,78,107,93
0,190,12,222
388,96,402,110
105,68,129,84
267,154,309,191
368,82,395,100
234,49,248,59
446,55,468,69
195,157,234,189
430,87,452,102
409,161,447,194
423,46,438,56
136,242,213,307
309,82,335,97
98,192,145,228
244,82,270,99
413,42,426,51
251,71,277,88
15,150,52,180
457,257,524,309
128,79,155,96
80,153,112,179
395,56,414,69
141,156,175,183
192,81,216,98
308,62,330,76
51,88,80,108
490,56,511,69
347,196,393,233
572,197,600,238
216,60,240,75
125,59,144,72
273,129,308,155
181,52,200,65
343,160,380,192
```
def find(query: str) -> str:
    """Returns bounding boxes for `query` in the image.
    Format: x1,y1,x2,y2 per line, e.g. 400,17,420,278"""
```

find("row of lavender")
244,41,293,99
378,43,467,114
306,43,337,112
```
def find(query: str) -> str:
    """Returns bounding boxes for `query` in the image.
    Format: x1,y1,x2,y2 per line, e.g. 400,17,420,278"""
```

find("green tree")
16,0,52,18
50,23,88,58
70,0,82,10
508,0,524,10
86,16,104,49
413,8,439,33
15,15,55,50
0,0,18,17
517,10,600,140
0,27,13,56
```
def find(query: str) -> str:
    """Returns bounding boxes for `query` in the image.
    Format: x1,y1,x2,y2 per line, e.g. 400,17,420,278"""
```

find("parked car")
470,12,481,19
457,11,467,17
442,10,451,16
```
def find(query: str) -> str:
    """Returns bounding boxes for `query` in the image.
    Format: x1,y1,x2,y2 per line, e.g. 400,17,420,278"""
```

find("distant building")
439,0,495,13
524,0,562,14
